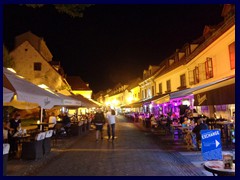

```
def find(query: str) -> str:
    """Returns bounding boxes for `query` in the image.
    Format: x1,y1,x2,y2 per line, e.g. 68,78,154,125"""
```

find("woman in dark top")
9,113,21,157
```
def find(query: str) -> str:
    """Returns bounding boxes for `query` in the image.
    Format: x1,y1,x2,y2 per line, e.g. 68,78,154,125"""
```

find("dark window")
34,62,42,71
166,80,171,92
158,83,162,95
188,70,194,85
229,42,235,69
193,66,199,84
152,86,154,96
180,74,186,87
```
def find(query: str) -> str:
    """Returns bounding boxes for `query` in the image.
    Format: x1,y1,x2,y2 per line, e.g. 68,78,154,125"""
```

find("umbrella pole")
40,107,43,131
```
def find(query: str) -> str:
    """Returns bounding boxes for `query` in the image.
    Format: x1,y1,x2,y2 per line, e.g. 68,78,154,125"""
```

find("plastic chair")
3,143,10,176
43,130,53,155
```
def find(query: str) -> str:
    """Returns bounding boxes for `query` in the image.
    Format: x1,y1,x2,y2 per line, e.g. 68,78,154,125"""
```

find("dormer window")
34,62,42,71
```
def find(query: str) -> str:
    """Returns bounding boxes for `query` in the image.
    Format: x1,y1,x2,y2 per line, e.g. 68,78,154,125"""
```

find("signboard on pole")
201,129,222,161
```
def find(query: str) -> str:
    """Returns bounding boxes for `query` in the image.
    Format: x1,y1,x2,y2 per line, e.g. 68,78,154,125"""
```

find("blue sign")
201,129,222,161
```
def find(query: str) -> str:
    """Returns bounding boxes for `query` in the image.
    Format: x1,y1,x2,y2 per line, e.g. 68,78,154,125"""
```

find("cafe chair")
21,132,46,160
52,123,67,147
3,143,10,176
70,124,79,136
43,130,54,155
78,121,84,135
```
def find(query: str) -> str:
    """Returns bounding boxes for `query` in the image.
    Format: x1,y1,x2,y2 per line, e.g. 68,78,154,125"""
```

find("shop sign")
201,130,222,161
197,94,207,105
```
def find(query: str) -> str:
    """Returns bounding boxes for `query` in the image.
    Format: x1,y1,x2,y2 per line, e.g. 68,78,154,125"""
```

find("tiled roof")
66,76,91,91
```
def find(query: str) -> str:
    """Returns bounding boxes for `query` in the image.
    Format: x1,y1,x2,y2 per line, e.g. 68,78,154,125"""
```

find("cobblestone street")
6,115,225,176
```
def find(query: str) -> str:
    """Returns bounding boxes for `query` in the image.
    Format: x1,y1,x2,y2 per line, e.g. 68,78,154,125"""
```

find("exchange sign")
201,129,222,161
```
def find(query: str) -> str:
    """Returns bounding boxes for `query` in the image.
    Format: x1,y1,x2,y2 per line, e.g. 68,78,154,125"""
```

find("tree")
3,44,14,68
24,4,93,18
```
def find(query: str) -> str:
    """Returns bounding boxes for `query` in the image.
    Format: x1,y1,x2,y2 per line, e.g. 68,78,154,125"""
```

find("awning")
121,101,143,108
152,94,170,104
70,94,100,108
193,78,235,106
193,77,235,95
169,75,235,99
55,92,82,107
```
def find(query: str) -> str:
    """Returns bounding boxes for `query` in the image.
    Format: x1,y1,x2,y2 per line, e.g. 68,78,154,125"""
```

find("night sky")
3,4,224,93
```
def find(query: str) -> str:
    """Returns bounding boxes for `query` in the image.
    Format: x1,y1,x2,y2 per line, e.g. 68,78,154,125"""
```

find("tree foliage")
3,45,14,68
25,4,93,18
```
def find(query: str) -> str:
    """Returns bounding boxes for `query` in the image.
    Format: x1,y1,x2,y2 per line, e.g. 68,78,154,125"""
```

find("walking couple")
92,107,116,142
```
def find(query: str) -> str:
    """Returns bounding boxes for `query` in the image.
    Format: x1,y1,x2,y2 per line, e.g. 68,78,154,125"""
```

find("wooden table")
13,133,31,159
31,122,54,131
203,160,235,176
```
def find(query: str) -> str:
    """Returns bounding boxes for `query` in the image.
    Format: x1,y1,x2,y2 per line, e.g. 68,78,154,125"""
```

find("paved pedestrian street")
7,115,231,176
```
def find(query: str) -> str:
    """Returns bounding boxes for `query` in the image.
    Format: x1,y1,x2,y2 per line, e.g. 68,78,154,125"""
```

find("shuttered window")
188,70,194,85
205,57,213,79
229,42,235,69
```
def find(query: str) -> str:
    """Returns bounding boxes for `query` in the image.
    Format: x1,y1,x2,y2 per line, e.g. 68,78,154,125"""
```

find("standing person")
192,118,208,150
92,108,105,142
9,113,21,158
106,107,116,141
48,112,57,129
62,112,71,127
62,112,71,135
9,113,21,134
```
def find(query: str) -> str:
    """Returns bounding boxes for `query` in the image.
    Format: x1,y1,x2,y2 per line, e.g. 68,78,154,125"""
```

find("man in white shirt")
48,112,57,129
106,106,116,141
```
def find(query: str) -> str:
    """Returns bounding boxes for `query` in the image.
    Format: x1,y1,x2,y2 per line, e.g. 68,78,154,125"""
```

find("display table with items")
203,160,235,176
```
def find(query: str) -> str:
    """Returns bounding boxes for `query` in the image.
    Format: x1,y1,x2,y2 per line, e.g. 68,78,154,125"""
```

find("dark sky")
3,4,224,93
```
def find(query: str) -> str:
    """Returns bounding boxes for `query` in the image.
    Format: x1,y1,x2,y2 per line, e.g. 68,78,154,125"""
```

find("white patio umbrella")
3,67,63,110
3,87,14,103
3,68,69,125
55,92,82,106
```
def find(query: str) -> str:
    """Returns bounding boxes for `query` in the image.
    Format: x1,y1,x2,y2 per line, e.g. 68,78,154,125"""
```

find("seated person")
62,112,71,127
192,118,208,149
48,112,57,129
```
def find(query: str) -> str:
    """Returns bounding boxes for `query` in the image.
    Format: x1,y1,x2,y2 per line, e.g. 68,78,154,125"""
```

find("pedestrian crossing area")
179,151,212,176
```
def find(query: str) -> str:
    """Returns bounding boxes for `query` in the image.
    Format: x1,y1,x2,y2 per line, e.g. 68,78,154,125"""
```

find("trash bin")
145,118,151,128
3,143,10,176
71,124,79,136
